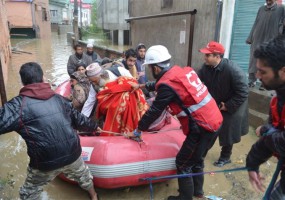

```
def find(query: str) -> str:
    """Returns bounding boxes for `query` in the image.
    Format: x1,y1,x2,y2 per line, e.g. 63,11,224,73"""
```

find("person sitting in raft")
70,71,90,111
75,62,87,74
84,63,149,135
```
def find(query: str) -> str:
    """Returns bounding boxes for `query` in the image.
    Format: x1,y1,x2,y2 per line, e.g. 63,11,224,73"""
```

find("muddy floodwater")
0,33,277,200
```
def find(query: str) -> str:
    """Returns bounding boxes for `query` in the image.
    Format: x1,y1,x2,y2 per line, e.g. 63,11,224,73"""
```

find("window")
50,10,58,18
42,8,48,21
161,0,173,9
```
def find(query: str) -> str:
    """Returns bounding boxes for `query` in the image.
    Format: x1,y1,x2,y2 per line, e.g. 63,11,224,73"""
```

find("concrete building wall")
6,2,33,28
97,0,130,45
49,2,72,25
128,0,217,69
78,7,91,26
33,0,51,38
0,2,12,84
50,4,64,24
6,0,51,38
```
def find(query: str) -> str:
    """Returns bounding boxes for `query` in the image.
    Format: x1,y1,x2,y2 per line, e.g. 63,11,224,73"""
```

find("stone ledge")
248,87,272,115
248,88,273,128
249,108,268,128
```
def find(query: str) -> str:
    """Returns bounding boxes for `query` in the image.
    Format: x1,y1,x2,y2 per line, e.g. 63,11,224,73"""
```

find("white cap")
86,63,102,77
87,43,93,48
143,45,171,66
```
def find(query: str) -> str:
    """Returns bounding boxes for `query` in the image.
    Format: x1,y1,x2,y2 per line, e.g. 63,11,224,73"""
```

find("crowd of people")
0,1,285,199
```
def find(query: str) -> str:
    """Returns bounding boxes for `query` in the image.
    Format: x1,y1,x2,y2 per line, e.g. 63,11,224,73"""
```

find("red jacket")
271,96,285,130
156,66,223,135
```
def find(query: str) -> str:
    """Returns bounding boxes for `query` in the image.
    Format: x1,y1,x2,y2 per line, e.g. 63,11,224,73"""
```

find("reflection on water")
9,34,73,91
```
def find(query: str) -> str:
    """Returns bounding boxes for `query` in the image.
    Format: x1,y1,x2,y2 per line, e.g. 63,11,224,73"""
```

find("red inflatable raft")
55,80,185,189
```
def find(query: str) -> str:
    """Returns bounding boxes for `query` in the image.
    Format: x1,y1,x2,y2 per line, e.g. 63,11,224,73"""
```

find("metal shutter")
229,0,264,72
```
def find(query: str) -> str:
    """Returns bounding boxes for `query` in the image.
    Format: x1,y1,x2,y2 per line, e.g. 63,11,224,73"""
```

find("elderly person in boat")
82,62,148,135
81,62,134,118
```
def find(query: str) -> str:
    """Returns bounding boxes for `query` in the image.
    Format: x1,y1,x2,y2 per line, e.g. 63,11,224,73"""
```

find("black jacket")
246,85,285,194
0,83,97,171
198,58,249,146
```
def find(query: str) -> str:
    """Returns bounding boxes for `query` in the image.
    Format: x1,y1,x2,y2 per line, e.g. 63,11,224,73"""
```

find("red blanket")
96,77,149,135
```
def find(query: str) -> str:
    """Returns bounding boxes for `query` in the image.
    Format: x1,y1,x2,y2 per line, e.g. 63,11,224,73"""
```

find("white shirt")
81,85,97,117
107,67,133,81
81,67,133,117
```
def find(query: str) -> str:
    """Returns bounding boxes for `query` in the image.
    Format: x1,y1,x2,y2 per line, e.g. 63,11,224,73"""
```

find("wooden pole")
0,56,7,105
187,10,197,67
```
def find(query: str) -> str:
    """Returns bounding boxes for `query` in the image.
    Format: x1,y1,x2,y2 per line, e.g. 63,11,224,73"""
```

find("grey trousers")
19,156,93,200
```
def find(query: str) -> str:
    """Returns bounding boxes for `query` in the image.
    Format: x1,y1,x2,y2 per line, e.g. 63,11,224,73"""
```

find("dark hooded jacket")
0,83,97,171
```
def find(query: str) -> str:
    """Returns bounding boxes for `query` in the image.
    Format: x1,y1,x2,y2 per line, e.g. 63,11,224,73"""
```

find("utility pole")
0,57,7,105
80,0,83,28
79,0,83,40
73,0,79,43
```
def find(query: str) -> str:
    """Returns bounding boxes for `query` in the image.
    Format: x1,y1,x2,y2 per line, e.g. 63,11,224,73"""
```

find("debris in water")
205,195,223,200
235,159,243,164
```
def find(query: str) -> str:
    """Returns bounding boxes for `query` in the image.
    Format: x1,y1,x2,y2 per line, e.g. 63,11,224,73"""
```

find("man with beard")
81,63,133,118
136,43,147,84
67,44,92,76
83,62,147,134
246,0,284,89
130,45,223,200
246,35,285,199
121,48,138,79
86,43,101,63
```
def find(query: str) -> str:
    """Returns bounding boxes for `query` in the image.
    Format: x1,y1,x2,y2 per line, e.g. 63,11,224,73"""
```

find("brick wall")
5,1,51,39
0,2,12,84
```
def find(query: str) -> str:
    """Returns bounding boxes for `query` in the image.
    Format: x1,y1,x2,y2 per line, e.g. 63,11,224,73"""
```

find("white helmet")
143,45,171,66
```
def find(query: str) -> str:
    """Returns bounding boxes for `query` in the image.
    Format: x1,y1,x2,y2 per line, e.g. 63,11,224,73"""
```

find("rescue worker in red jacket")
130,45,223,200
246,35,285,199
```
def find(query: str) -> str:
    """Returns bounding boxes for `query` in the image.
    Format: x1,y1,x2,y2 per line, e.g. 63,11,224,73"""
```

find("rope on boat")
140,167,248,200
78,127,182,137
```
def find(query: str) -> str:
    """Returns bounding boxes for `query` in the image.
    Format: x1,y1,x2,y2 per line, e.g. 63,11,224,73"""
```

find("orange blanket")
96,77,149,135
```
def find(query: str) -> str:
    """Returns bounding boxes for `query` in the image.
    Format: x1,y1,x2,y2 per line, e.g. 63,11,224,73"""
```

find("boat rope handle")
141,167,248,200
78,127,182,137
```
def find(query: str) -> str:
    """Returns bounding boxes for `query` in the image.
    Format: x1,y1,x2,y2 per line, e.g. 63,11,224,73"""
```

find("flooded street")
0,33,277,200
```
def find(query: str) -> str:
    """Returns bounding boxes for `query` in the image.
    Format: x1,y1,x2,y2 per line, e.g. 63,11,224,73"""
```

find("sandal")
213,159,231,167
